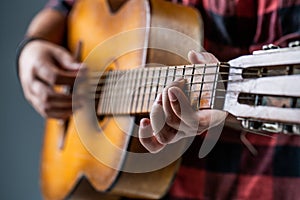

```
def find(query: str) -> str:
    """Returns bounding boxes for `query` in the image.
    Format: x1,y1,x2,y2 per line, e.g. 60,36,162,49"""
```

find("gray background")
1,0,47,199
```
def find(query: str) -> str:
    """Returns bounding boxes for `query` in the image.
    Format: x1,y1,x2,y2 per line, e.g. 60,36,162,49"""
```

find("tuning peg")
289,41,300,48
262,44,280,50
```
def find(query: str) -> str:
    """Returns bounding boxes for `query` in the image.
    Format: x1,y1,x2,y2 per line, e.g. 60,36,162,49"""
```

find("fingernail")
70,63,81,69
178,78,186,83
168,89,178,102
195,52,205,60
141,119,150,127
175,77,184,82
188,50,197,56
155,93,162,104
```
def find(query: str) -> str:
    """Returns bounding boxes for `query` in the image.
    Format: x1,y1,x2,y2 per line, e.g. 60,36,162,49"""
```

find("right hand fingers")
34,60,79,86
28,79,82,119
19,40,83,118
31,41,81,86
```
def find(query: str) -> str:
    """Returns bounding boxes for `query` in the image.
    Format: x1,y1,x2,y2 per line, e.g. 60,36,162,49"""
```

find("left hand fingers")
138,118,165,153
162,78,189,130
188,51,219,64
167,86,199,130
151,91,195,144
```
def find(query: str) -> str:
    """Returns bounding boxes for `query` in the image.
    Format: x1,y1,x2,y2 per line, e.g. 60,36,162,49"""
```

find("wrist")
16,37,47,81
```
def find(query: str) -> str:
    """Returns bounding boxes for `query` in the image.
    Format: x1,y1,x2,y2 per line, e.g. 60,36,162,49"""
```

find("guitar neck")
90,47,300,135
95,63,227,116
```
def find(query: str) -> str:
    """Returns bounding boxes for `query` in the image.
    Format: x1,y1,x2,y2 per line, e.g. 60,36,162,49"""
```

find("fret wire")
190,64,195,91
109,71,116,114
209,64,219,108
108,71,117,113
164,66,169,88
147,68,156,112
116,71,122,113
129,69,137,114
113,71,119,113
106,71,113,114
125,70,133,114
109,71,115,114
182,65,186,79
119,71,125,114
173,66,177,81
135,69,143,113
155,67,162,100
198,64,206,109
141,67,149,113
210,65,220,108
117,71,125,113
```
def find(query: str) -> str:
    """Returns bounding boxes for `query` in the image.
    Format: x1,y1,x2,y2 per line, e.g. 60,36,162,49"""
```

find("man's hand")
138,51,228,153
18,40,82,119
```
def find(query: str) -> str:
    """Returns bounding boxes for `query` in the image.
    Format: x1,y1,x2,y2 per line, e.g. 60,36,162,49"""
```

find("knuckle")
165,115,172,124
198,115,210,127
39,63,61,85
49,71,60,85
165,114,178,125
41,102,52,115
24,92,32,103
36,103,47,118
41,91,52,104
156,127,177,144
149,147,161,154
157,133,170,144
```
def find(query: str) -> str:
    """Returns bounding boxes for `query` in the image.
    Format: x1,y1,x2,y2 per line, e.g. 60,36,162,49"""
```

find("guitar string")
78,65,298,113
90,80,299,113
86,63,295,80
89,78,244,94
94,87,299,114
91,89,268,99
87,66,298,95
87,77,296,102
94,90,298,114
86,71,292,86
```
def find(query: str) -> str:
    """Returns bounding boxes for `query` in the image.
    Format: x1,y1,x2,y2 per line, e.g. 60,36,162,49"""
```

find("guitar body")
41,0,202,199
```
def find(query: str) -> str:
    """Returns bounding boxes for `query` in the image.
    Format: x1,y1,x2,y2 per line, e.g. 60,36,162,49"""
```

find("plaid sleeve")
177,0,300,60
45,0,75,15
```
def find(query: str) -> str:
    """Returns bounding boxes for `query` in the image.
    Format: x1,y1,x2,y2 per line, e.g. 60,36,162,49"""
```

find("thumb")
52,46,81,71
188,50,219,64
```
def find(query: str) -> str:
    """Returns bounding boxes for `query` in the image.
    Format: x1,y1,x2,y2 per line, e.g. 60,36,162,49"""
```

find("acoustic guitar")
41,0,300,200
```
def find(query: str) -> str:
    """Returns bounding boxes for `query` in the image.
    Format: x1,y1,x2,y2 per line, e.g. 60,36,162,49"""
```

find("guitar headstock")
224,45,300,135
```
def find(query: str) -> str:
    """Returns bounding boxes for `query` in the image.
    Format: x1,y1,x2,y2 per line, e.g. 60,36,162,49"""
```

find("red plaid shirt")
46,0,300,199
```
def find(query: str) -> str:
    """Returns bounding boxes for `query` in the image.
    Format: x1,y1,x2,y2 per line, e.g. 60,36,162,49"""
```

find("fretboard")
92,63,226,116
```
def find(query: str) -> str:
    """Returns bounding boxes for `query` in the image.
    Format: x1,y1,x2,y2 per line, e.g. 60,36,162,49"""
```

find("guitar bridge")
239,118,300,135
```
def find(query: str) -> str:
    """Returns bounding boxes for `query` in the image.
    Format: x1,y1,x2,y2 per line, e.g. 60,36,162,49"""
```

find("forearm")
25,8,67,44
